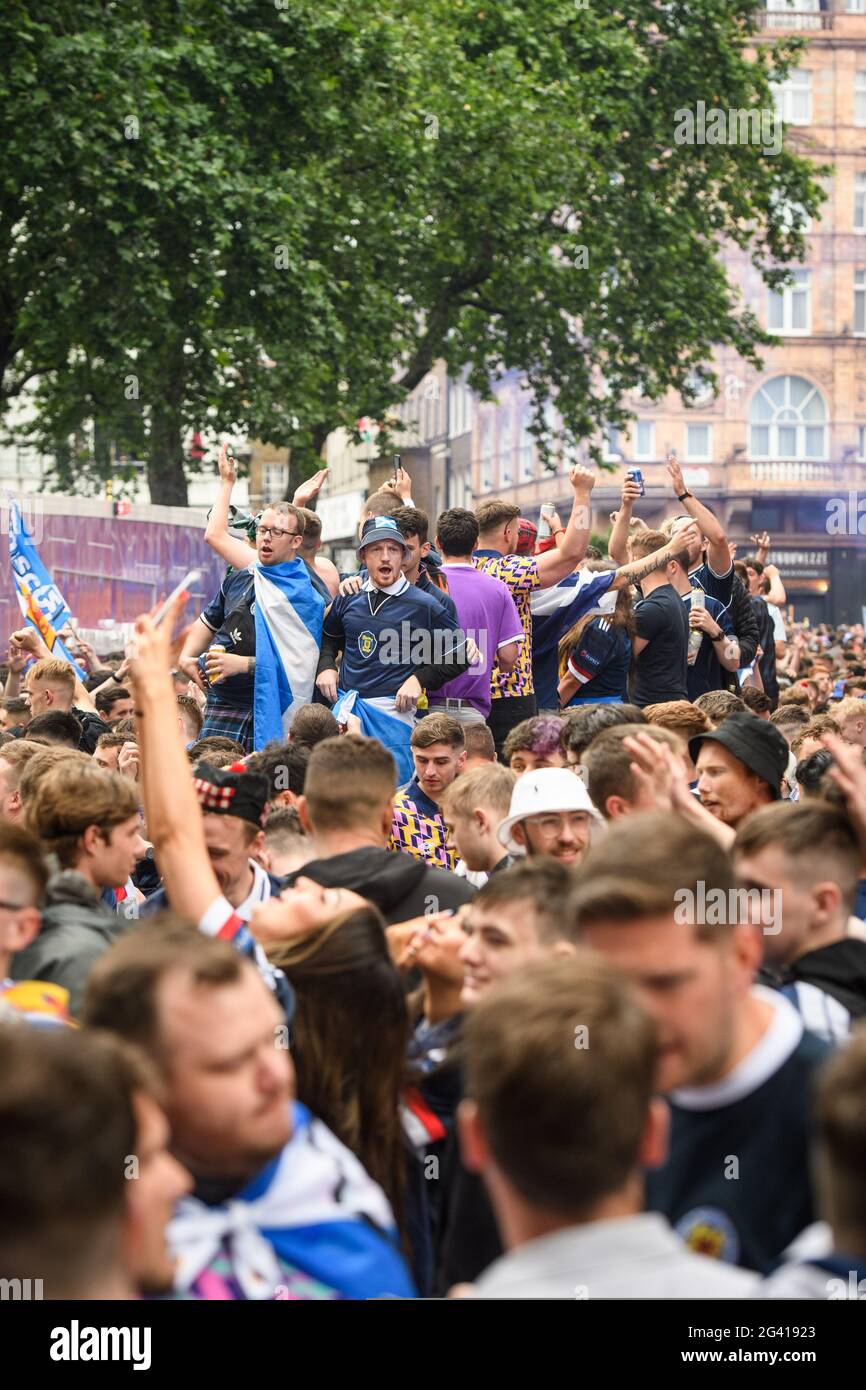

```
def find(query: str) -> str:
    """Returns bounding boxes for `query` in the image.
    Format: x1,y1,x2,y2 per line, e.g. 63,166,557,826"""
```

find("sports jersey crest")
358,630,378,658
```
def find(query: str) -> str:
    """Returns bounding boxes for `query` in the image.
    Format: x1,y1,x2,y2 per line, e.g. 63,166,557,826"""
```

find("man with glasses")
496,766,604,867
180,443,315,751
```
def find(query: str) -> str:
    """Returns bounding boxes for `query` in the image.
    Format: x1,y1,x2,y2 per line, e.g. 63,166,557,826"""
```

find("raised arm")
607,474,643,566
292,467,329,509
204,442,259,570
127,605,222,922
608,523,702,592
666,453,730,577
3,642,27,698
10,626,97,710
535,466,594,585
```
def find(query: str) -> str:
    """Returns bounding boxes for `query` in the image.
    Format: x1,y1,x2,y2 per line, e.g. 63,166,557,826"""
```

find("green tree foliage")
0,0,825,502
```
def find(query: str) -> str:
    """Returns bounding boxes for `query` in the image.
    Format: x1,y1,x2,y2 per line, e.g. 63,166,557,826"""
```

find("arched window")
749,376,827,460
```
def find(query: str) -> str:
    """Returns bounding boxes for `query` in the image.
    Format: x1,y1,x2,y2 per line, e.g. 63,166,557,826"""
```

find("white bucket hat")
497,768,604,856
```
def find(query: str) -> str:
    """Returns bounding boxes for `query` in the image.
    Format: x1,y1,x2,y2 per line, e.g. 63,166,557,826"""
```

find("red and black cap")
192,761,270,826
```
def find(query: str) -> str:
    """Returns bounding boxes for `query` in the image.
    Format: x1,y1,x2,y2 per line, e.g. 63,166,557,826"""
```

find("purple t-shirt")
432,564,524,715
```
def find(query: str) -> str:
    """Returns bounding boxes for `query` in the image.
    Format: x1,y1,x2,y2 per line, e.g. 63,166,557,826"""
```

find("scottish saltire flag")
530,569,617,709
332,688,415,786
168,1102,415,1300
253,560,325,749
7,498,85,678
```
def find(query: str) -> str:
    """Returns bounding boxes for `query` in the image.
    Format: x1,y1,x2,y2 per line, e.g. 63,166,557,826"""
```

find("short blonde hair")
0,739,44,790
27,658,76,694
833,696,866,725
440,764,516,821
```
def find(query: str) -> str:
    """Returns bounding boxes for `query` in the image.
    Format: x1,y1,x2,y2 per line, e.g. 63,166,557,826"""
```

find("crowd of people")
2,448,866,1302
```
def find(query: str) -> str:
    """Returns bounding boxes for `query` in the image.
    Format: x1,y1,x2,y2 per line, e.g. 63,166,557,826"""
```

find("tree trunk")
148,403,189,505
283,423,329,502
147,352,189,506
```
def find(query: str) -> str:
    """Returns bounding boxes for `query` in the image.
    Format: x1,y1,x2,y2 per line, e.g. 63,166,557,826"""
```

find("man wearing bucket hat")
690,711,790,830
497,766,605,866
315,516,470,711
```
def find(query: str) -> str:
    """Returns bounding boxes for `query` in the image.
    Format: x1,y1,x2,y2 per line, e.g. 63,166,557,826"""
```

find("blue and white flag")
529,569,617,709
332,688,415,786
168,1102,415,1300
7,497,85,678
253,560,325,750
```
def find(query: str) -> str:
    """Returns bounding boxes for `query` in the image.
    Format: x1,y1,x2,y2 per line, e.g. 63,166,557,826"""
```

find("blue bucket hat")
357,515,412,557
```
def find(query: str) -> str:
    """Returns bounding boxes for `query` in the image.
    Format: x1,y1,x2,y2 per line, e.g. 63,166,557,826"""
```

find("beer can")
627,467,645,497
207,644,226,684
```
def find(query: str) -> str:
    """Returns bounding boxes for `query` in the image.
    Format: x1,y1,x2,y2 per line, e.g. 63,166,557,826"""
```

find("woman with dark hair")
557,584,636,708
265,909,434,1292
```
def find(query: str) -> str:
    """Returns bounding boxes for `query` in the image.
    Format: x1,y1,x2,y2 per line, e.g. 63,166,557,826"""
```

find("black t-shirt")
632,582,689,706
751,596,779,704
74,707,110,755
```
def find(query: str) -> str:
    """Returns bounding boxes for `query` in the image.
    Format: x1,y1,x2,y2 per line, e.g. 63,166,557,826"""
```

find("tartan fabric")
193,778,237,812
388,791,459,872
200,702,255,754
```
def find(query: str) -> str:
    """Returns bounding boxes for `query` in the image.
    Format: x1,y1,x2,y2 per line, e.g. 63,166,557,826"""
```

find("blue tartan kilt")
200,701,254,753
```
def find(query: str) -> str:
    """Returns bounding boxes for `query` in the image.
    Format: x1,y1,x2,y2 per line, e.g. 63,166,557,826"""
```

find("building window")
766,0,821,31
682,368,715,406
855,271,866,334
773,70,812,125
685,424,712,462
856,173,866,233
518,406,535,481
749,375,827,460
767,270,810,333
859,426,866,462
857,73,866,127
770,188,812,235
479,414,493,492
849,0,866,13
634,420,655,460
497,405,511,486
603,424,624,462
263,463,289,500
450,373,474,439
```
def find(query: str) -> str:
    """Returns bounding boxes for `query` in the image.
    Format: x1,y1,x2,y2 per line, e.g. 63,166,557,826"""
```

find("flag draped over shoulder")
7,498,85,678
253,560,325,749
529,569,617,709
332,689,415,786
168,1102,415,1300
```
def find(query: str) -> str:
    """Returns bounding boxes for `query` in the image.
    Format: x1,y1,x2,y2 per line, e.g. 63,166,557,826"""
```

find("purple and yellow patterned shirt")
472,550,541,698
389,777,460,872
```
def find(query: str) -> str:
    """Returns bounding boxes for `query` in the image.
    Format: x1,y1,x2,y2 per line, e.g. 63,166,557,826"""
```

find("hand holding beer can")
205,644,227,685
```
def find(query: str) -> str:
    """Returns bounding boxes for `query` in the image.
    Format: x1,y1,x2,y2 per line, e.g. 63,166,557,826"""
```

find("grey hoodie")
10,870,134,1018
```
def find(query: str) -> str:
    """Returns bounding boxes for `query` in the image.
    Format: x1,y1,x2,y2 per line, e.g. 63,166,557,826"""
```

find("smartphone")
394,453,402,478
152,569,201,628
